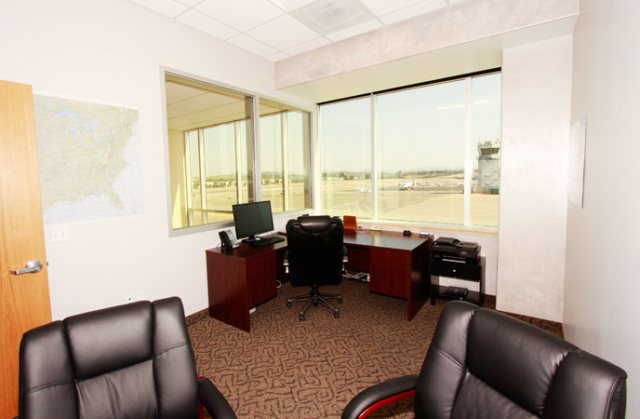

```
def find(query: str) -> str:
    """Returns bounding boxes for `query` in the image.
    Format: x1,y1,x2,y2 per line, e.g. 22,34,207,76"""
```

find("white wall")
497,35,573,322
0,0,311,319
565,0,640,413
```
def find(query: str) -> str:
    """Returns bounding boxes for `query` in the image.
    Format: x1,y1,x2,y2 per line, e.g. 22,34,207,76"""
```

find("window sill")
353,220,498,237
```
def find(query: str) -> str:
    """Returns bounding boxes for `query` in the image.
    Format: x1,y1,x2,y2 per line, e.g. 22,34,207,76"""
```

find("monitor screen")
232,201,274,240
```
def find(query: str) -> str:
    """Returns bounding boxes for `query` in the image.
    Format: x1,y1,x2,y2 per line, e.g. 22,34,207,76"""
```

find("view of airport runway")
186,171,499,228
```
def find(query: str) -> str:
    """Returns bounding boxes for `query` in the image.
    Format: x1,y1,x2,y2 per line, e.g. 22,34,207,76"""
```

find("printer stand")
430,257,485,305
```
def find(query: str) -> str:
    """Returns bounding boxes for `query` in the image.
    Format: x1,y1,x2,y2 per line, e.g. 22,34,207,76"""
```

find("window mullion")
198,128,207,224
252,97,261,203
463,77,473,226
184,132,194,226
234,122,243,204
371,93,378,223
282,113,289,212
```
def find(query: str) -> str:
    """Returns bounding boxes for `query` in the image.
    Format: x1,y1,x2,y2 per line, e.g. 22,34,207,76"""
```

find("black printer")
433,237,481,264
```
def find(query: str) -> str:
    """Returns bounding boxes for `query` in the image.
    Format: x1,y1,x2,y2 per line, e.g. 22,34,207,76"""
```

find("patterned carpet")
187,280,562,419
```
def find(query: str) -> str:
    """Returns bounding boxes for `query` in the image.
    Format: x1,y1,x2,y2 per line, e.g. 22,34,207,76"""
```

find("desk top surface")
207,230,431,257
344,230,431,251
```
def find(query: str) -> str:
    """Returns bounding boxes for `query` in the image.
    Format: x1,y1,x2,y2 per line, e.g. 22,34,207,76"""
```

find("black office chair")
18,297,237,419
285,215,346,320
343,301,627,419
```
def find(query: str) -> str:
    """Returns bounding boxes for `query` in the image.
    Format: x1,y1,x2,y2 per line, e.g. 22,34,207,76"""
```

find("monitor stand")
243,235,257,244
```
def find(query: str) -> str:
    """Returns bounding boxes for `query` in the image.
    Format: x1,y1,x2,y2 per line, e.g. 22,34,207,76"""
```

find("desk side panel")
246,251,278,308
206,251,250,332
345,245,370,272
408,240,431,321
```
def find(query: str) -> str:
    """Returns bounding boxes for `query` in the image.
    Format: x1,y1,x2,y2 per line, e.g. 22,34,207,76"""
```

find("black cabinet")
430,257,485,305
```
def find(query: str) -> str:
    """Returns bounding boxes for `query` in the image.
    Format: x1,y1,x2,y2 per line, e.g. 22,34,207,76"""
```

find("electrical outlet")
135,289,145,301
124,293,134,303
50,224,69,243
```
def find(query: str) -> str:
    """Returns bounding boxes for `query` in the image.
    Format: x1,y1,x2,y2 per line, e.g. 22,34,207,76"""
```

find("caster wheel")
314,301,318,306
286,301,292,307
299,315,305,321
338,298,343,304
430,299,436,306
334,311,340,318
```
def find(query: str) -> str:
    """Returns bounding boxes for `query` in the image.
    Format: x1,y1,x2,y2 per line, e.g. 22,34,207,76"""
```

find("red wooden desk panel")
206,240,285,332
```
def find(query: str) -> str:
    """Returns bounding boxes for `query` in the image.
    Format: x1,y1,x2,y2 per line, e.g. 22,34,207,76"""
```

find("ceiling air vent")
290,0,374,36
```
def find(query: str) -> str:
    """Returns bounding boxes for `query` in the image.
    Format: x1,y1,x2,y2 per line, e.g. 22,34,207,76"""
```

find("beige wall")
565,0,640,413
497,35,573,322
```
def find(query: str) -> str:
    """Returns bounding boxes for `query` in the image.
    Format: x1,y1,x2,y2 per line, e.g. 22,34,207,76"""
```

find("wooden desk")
206,240,287,332
206,231,432,332
343,231,432,321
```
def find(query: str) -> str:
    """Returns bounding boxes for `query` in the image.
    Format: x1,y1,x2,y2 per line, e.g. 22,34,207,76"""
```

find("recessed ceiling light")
291,0,374,36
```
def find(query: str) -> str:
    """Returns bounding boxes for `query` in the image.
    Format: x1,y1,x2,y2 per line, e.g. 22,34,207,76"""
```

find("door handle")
12,260,43,275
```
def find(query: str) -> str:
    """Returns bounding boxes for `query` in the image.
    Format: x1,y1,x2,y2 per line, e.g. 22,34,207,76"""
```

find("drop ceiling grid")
126,0,466,61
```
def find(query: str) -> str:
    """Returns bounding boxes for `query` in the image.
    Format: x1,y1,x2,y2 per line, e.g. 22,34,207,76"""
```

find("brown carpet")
187,280,562,419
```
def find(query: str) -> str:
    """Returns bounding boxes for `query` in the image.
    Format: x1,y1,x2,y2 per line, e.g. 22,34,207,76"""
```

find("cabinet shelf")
430,257,485,305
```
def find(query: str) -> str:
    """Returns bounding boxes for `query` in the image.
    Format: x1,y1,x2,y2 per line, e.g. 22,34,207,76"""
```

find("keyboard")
249,236,285,247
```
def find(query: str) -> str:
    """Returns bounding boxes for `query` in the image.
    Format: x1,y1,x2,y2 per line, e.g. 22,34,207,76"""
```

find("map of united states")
34,95,143,223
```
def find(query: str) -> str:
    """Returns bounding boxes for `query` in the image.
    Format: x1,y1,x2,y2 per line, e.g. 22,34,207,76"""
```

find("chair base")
286,285,342,321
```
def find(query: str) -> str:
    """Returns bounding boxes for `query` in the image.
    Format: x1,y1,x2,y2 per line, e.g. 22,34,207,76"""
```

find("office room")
0,0,637,418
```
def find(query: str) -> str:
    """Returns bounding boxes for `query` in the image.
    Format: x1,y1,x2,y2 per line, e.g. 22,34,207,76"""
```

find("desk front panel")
246,251,278,308
369,247,410,299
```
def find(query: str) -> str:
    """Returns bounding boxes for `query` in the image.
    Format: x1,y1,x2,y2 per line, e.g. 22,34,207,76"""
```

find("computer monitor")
232,201,274,242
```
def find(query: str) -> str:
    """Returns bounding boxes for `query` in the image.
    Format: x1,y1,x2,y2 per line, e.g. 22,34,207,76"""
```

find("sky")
320,73,501,174
189,73,501,178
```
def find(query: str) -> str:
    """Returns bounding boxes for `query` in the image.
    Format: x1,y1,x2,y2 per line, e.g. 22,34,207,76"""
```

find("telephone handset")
219,229,239,252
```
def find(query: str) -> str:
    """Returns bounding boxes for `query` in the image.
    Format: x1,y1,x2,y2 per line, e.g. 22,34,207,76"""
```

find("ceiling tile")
176,0,205,6
227,34,278,56
284,37,332,56
379,0,447,25
267,0,316,12
177,10,239,39
326,19,382,42
196,0,285,32
128,0,188,18
265,51,291,62
165,82,204,104
360,0,425,17
248,15,320,51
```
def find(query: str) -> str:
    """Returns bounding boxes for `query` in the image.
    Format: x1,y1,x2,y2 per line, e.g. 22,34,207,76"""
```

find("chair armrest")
341,375,418,419
198,377,238,419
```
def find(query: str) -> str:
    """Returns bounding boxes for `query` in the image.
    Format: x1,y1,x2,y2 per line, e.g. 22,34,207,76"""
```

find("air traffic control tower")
476,140,500,194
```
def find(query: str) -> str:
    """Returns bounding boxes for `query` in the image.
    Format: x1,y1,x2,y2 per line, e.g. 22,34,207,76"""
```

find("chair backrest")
415,301,627,419
19,297,200,419
286,215,344,287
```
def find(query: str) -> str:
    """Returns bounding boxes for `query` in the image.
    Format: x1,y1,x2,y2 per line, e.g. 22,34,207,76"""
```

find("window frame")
317,69,501,231
161,68,315,236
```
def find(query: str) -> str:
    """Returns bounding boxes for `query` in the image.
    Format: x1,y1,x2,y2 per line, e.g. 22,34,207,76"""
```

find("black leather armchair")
343,301,627,419
18,297,237,419
285,215,346,320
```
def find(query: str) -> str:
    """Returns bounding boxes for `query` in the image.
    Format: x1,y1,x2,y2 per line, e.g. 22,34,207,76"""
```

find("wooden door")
0,80,52,418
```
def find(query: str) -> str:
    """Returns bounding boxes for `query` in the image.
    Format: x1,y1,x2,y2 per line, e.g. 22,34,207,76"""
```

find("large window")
319,72,501,228
165,74,311,230
259,99,311,213
320,97,372,219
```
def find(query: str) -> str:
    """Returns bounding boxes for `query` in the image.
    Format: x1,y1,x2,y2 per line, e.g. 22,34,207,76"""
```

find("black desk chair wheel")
342,301,627,419
18,297,237,419
285,215,347,321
